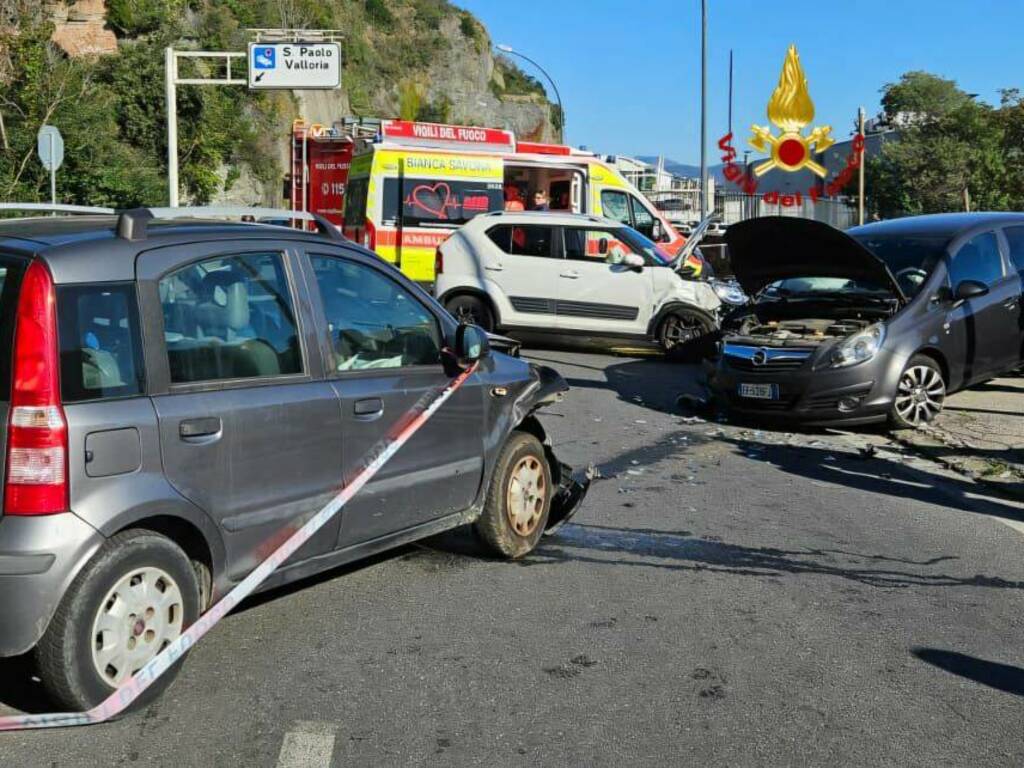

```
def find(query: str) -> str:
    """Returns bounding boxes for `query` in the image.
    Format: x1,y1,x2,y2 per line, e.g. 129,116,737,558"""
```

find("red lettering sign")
381,120,516,152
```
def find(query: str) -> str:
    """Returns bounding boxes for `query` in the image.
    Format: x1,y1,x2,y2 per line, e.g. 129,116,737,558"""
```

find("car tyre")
475,431,551,559
34,529,201,712
658,309,715,362
445,294,495,332
889,354,946,429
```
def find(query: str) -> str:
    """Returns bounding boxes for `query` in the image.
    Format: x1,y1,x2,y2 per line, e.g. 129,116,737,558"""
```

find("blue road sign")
254,47,276,70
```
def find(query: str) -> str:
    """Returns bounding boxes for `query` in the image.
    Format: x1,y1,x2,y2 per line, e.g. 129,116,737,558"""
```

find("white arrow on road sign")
37,125,64,172
247,42,341,90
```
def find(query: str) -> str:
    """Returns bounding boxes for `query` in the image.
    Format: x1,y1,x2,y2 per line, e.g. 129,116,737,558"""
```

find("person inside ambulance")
530,189,550,211
504,184,525,211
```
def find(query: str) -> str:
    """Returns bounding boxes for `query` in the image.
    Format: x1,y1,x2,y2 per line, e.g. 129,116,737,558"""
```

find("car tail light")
434,247,444,275
5,260,68,515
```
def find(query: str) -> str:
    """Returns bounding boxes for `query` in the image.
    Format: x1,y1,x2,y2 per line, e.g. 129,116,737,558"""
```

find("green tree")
867,72,1007,217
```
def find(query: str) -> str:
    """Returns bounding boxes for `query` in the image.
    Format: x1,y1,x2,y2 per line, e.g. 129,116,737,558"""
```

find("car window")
563,228,640,263
382,178,503,227
1004,226,1024,274
58,283,145,402
159,252,302,384
600,190,631,225
949,231,1004,288
309,255,442,371
485,225,556,258
629,196,656,238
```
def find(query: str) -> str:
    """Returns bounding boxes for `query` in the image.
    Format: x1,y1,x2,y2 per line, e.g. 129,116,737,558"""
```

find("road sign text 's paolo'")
248,43,341,90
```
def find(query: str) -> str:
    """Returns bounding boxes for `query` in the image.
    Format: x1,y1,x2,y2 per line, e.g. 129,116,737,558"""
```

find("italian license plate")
738,382,779,400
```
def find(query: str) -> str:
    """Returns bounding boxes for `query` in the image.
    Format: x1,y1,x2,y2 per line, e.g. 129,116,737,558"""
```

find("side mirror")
955,279,989,302
622,253,645,271
454,323,490,363
598,237,609,255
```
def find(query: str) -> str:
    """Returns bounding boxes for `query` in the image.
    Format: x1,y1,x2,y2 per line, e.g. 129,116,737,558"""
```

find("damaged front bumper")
544,458,593,536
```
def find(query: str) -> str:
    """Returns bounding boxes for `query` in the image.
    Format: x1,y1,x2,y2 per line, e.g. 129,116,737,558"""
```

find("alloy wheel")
453,304,479,326
894,365,945,426
506,455,546,536
91,567,185,686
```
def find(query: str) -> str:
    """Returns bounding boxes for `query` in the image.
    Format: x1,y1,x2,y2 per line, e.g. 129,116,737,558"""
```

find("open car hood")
724,217,906,302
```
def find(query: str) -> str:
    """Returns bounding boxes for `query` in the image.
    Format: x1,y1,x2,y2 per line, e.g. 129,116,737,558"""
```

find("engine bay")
723,301,896,347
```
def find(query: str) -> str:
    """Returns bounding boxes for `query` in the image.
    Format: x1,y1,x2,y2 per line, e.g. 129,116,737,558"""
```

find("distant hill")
636,156,734,183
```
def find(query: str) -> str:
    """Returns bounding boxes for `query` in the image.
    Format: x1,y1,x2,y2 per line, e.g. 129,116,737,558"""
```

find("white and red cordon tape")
0,363,478,732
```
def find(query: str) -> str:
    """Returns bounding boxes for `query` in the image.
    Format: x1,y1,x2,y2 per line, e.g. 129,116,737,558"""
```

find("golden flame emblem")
750,45,834,177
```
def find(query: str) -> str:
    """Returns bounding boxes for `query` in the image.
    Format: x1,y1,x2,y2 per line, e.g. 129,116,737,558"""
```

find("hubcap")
662,314,705,349
506,456,546,536
91,567,184,687
894,365,945,426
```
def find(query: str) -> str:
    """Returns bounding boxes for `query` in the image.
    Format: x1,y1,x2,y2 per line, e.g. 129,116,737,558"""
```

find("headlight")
711,280,747,305
829,323,885,368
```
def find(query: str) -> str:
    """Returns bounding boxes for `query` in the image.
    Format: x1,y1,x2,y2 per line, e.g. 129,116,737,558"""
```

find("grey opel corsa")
712,214,1024,427
0,207,588,711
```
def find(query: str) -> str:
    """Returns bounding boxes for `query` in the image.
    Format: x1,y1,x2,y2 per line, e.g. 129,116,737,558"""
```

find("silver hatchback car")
0,206,588,712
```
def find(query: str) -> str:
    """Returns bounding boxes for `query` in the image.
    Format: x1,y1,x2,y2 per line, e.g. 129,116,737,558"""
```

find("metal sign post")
37,125,64,206
164,48,246,207
163,31,343,208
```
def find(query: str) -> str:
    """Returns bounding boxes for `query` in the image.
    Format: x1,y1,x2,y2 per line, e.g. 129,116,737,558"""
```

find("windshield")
764,276,893,299
851,233,948,297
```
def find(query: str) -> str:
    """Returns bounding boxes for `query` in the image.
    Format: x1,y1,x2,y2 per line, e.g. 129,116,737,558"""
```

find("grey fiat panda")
0,206,588,712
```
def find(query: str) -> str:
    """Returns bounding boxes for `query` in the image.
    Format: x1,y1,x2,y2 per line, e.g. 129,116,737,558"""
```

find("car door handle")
560,271,580,279
354,398,384,419
484,263,504,272
179,417,222,443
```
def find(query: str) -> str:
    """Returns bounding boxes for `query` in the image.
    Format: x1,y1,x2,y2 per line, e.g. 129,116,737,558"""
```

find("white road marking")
276,722,337,768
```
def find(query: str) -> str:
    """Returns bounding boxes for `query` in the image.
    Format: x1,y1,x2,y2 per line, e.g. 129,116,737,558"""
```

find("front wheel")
890,355,946,429
34,530,201,712
445,294,495,333
658,310,715,362
475,432,552,559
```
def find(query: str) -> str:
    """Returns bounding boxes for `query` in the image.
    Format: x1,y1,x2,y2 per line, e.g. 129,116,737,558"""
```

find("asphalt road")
2,347,1024,767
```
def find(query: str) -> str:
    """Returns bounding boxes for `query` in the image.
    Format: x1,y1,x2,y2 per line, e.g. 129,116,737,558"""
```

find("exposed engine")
723,302,895,347
732,317,871,344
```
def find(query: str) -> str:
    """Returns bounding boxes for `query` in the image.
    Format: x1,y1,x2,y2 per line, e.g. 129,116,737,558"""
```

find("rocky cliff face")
48,0,117,56
7,1,558,207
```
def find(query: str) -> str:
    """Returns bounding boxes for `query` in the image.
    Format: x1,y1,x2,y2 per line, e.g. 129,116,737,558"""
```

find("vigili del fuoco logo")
718,45,864,206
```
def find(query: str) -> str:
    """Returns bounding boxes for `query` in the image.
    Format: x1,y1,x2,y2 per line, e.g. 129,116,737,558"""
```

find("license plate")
738,382,779,400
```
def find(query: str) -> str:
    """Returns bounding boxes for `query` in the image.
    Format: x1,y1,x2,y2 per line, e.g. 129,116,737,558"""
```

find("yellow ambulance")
342,120,691,283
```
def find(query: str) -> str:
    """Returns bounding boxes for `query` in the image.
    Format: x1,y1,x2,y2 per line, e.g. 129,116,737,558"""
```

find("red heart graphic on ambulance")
410,182,452,219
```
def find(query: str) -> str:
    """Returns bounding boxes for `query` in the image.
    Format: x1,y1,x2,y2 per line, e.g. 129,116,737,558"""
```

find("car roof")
848,212,1024,241
0,215,342,283
463,211,625,229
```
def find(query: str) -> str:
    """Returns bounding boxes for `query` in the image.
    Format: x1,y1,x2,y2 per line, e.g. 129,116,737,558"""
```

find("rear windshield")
57,283,144,403
0,257,27,401
382,178,503,228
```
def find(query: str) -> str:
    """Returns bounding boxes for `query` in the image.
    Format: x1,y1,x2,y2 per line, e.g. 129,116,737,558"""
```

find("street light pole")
495,44,564,142
699,0,709,220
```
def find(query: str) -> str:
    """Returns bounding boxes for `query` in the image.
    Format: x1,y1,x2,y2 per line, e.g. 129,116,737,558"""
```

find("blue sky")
456,0,1024,165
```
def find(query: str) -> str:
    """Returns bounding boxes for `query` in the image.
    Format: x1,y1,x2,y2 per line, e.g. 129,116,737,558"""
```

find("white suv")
434,212,721,357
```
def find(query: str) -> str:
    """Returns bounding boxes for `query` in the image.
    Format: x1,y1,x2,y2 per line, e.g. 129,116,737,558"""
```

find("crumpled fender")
507,363,592,533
